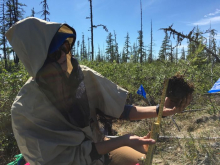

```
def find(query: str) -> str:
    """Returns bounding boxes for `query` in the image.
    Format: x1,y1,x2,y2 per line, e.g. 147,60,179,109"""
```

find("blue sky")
19,0,220,59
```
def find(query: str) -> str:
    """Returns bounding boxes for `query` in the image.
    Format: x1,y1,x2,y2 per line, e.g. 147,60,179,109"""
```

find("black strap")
156,104,166,118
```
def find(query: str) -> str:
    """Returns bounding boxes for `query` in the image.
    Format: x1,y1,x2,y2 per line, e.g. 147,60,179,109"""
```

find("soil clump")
166,74,194,106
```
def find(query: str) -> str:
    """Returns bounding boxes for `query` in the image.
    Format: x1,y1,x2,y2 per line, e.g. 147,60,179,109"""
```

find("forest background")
0,0,220,165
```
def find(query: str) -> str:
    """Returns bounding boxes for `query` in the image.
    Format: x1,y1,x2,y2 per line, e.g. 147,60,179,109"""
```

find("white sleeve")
81,65,128,118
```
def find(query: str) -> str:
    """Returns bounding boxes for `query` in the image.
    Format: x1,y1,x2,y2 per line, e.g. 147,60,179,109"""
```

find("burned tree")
39,0,50,21
87,0,108,61
0,0,7,68
4,0,25,65
148,19,153,63
138,0,144,63
31,7,35,17
122,32,131,63
160,25,220,63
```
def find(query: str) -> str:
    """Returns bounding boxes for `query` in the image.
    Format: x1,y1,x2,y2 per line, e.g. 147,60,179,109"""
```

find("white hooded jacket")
6,17,128,165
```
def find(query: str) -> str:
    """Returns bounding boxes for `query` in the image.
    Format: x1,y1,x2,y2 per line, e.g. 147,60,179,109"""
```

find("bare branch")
160,26,220,62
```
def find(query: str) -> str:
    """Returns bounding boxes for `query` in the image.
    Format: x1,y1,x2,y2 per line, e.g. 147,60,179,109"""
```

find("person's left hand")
143,132,152,152
123,132,155,154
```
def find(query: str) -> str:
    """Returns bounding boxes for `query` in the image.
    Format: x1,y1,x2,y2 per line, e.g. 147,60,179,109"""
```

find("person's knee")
109,146,145,165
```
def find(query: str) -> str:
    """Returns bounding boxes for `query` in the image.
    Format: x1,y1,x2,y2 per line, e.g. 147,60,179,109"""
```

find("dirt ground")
112,103,220,165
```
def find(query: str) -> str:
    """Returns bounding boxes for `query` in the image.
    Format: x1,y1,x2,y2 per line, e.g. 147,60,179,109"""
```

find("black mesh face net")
60,40,71,54
48,40,71,61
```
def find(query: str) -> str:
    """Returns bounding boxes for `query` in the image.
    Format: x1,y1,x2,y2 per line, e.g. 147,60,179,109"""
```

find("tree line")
0,0,50,69
0,0,220,70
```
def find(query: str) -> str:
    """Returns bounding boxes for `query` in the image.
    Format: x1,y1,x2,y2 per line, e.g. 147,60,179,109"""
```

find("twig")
144,97,151,106
181,109,207,113
159,136,220,140
208,95,218,114
171,116,181,132
198,153,208,165
106,135,220,140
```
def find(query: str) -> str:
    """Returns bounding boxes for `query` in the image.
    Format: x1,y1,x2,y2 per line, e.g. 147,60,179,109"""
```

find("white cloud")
192,16,220,26
204,9,220,18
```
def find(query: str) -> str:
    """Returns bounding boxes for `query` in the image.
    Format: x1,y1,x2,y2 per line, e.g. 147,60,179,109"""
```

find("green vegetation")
81,60,219,107
0,60,28,163
1,59,220,164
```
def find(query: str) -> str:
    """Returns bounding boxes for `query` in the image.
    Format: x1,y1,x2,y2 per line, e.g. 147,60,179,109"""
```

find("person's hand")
174,94,192,113
123,132,155,154
163,94,192,115
164,97,176,109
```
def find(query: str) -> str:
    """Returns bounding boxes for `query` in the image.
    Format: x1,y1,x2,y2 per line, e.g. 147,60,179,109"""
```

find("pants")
109,146,145,165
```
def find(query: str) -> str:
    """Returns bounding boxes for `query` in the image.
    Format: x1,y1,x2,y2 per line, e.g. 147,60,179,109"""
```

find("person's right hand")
163,94,193,115
174,94,192,113
122,133,155,154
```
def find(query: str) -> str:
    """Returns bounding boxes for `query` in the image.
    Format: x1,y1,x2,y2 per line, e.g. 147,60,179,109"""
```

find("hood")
6,17,76,77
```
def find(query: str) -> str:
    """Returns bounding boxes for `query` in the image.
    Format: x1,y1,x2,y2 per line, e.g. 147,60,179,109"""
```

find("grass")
112,97,220,165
